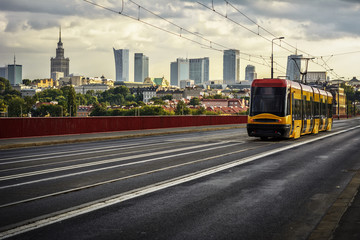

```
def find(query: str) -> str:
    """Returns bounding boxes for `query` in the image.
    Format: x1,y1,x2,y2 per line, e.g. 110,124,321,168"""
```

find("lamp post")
271,37,284,79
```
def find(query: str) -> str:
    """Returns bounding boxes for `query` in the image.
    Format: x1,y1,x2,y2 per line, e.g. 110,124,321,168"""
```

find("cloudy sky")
1,0,360,81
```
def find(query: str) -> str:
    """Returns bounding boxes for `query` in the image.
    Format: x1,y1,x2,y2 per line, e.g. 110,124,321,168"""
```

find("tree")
175,100,190,115
8,97,25,117
67,86,77,117
76,93,87,105
114,86,130,96
150,97,165,105
22,79,31,86
191,106,206,115
189,97,200,106
161,94,173,101
0,98,6,113
90,103,107,116
31,104,63,117
0,77,11,92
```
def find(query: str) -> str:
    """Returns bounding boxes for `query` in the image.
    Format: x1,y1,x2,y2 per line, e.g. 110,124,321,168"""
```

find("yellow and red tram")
247,79,333,140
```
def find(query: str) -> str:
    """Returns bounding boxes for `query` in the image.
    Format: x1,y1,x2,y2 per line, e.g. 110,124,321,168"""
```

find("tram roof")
252,79,332,97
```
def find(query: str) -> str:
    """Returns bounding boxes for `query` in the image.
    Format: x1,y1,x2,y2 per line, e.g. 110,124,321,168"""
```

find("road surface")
0,119,359,239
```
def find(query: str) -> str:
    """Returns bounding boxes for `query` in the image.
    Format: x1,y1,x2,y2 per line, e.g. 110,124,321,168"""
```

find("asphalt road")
0,119,359,240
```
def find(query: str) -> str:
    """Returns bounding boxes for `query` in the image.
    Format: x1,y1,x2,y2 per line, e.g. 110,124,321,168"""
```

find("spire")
59,26,62,43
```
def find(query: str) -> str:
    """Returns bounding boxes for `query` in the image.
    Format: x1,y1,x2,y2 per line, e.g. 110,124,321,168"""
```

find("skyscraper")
286,54,302,81
113,48,129,82
170,58,189,86
50,27,70,78
134,53,149,82
0,66,7,79
245,65,257,82
7,55,22,86
223,49,240,84
189,57,209,85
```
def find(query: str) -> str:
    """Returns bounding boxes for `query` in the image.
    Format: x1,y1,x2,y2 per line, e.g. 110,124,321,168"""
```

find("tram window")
250,87,287,116
286,92,291,116
293,99,302,120
328,103,333,117
321,100,326,118
306,100,311,119
314,102,320,118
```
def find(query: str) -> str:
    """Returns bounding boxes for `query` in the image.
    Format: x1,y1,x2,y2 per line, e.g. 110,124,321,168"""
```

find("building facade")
306,71,327,83
286,54,302,81
245,65,257,82
113,48,129,82
50,28,70,78
180,79,195,89
223,49,240,84
170,58,189,87
0,66,7,79
134,53,149,83
7,64,22,86
189,57,209,85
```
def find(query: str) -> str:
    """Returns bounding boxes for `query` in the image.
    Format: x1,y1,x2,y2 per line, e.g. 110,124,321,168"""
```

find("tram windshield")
250,87,287,116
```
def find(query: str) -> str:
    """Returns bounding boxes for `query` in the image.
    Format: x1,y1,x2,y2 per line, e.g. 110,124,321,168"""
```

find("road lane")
0,119,359,239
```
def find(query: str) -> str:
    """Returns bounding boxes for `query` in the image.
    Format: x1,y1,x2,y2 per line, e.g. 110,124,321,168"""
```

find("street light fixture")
271,37,284,79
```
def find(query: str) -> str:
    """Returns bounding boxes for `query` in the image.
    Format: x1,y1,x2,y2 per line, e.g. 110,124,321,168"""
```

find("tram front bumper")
247,124,291,138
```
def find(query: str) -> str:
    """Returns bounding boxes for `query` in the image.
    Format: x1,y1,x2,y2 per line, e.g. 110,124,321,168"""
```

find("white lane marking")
0,141,190,173
1,126,359,239
0,144,256,208
0,142,239,188
0,140,168,165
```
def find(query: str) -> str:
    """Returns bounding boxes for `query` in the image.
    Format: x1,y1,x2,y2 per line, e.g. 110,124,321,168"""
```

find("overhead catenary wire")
83,0,276,68
199,0,344,79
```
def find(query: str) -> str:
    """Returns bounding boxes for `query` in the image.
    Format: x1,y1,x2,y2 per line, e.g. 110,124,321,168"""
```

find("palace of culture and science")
50,28,69,79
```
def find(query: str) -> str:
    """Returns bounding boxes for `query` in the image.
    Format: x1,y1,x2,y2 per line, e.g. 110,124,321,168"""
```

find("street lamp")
271,37,284,79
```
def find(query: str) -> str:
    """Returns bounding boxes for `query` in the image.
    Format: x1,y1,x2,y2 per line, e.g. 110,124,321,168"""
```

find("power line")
83,0,275,69
199,0,343,78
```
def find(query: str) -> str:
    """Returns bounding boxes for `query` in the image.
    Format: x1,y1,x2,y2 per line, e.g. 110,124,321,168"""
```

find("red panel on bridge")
0,116,248,139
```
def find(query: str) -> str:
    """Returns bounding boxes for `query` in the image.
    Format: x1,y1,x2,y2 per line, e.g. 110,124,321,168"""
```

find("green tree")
161,94,173,101
150,97,165,105
175,100,190,115
67,86,77,117
114,86,130,96
0,77,11,92
8,97,25,117
0,98,6,112
76,93,87,105
189,97,200,106
90,103,107,116
191,106,206,115
31,104,63,117
22,79,31,86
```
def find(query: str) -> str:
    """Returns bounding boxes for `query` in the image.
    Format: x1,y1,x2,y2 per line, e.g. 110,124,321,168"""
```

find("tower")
223,49,240,84
7,54,22,86
50,27,70,78
113,48,129,82
189,57,209,85
170,58,189,87
286,54,302,81
245,65,257,82
134,53,149,82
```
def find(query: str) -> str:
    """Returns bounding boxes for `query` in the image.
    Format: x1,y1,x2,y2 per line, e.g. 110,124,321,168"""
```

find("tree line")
0,77,219,117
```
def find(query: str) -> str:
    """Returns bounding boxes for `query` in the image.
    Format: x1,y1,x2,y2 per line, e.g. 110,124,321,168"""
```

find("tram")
247,78,333,140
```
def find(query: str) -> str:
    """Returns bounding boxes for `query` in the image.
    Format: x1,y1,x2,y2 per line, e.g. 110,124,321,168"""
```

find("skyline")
1,0,360,81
